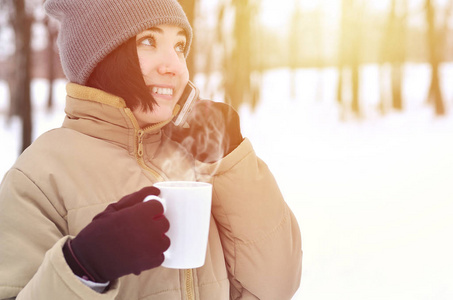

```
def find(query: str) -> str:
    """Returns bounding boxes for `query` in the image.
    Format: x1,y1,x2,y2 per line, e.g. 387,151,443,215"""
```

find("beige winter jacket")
0,83,302,299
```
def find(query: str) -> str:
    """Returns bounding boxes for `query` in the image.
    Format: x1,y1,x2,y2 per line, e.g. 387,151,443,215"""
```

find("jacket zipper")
185,269,195,300
123,108,166,182
136,129,164,182
127,109,196,298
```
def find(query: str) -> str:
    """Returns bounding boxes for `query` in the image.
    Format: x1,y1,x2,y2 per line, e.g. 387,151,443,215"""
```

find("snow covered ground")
1,65,453,299
240,66,453,300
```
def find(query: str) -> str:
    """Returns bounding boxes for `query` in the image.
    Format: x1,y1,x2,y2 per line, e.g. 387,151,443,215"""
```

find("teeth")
152,87,173,96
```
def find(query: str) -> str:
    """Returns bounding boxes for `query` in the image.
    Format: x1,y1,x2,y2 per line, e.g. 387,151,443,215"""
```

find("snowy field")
1,65,453,299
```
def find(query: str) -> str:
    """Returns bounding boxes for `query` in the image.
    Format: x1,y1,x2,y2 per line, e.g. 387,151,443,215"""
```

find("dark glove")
164,100,243,163
63,186,170,283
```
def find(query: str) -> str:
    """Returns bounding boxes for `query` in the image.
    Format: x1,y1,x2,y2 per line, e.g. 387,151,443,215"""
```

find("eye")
137,36,156,47
175,41,186,54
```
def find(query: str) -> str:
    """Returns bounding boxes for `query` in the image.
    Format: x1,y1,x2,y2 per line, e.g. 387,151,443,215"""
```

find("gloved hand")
164,100,243,163
63,186,170,283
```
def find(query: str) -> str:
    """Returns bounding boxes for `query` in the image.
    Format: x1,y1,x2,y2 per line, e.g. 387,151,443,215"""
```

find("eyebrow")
142,27,186,37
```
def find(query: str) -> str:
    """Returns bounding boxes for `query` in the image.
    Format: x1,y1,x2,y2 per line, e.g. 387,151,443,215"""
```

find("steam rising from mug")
179,104,227,163
163,100,241,169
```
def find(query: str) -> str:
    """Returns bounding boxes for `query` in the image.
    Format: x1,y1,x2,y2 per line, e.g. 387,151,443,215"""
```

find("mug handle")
143,195,166,213
143,195,171,261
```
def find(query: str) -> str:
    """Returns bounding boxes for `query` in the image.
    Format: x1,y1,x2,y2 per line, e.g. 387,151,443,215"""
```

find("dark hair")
86,36,156,111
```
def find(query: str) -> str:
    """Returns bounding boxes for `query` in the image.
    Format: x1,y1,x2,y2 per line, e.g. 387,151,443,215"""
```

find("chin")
155,109,174,123
133,107,173,127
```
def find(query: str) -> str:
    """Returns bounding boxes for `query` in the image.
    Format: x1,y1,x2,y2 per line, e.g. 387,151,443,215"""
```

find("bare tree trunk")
12,0,33,152
439,0,453,60
179,0,197,80
0,2,17,123
350,2,363,116
426,0,445,115
337,67,344,105
224,0,256,110
337,0,348,107
378,65,388,114
391,63,403,110
351,47,360,115
44,15,57,111
391,0,407,111
338,0,362,117
314,7,324,102
7,68,19,122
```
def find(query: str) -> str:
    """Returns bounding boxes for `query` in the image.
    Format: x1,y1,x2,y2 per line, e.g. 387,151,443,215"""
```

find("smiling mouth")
152,86,173,96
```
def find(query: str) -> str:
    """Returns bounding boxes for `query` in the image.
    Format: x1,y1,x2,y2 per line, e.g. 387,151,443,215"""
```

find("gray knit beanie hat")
44,0,192,85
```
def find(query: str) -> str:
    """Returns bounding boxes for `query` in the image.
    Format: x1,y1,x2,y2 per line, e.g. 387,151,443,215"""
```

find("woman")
0,0,302,299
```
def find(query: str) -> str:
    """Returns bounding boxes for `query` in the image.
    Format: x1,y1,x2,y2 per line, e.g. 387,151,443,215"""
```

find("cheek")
179,64,190,89
182,67,189,82
137,53,154,80
181,60,189,78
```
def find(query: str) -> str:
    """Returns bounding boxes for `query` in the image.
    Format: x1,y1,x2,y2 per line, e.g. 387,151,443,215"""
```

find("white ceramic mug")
144,181,212,269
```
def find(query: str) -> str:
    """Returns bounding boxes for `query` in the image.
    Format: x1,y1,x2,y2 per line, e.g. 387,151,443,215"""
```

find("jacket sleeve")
196,138,302,300
0,168,119,300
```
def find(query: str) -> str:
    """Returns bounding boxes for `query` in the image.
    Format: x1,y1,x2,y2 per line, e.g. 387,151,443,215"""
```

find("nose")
157,49,183,76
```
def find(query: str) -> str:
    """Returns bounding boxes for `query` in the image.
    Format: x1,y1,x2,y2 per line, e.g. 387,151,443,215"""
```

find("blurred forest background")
0,0,452,153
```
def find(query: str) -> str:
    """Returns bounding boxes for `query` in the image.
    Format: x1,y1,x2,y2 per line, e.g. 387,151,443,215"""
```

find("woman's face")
134,24,189,126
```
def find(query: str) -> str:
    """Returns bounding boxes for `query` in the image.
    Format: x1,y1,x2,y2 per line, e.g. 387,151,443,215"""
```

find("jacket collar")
62,83,174,157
